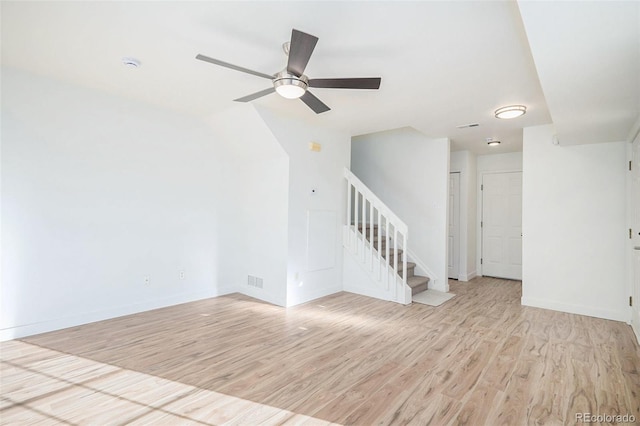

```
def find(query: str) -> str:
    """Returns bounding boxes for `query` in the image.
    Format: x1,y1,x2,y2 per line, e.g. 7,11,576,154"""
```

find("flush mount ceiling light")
486,137,501,146
495,105,526,119
122,57,140,68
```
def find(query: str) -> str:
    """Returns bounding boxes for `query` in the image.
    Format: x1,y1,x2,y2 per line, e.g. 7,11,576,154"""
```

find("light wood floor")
1,277,639,425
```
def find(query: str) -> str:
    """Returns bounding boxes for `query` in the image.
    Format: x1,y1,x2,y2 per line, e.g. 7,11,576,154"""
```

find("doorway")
481,171,522,280
448,172,460,279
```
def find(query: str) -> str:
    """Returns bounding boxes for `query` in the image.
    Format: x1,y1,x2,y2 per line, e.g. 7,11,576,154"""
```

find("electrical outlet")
179,270,185,280
144,275,150,285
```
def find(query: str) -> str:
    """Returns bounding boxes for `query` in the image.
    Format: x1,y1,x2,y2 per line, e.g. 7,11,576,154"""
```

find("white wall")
256,107,350,306
522,124,627,321
450,150,477,281
351,127,450,291
1,68,236,339
206,105,289,307
477,152,523,172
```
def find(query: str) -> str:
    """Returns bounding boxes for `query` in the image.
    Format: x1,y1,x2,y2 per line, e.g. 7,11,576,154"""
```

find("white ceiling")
2,1,638,154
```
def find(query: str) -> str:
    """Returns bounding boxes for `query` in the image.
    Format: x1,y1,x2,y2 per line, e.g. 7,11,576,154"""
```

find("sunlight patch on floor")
0,340,341,425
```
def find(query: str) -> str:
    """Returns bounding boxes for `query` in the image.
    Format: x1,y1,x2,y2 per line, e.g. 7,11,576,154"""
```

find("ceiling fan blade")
309,78,382,90
233,87,276,102
196,54,274,80
300,91,330,114
287,29,318,77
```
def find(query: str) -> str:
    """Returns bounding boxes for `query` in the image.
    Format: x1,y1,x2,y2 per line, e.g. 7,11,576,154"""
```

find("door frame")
477,168,523,277
448,172,461,279
628,129,640,343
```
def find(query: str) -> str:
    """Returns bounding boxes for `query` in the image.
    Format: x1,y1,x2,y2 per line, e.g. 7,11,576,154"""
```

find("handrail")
343,168,408,234
344,167,410,303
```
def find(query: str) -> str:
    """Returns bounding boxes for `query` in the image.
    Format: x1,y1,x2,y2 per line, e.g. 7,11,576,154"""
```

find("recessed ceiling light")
122,57,140,68
495,105,526,119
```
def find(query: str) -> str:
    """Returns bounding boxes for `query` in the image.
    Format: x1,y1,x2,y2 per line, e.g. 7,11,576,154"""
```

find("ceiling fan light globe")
275,84,306,99
274,71,308,99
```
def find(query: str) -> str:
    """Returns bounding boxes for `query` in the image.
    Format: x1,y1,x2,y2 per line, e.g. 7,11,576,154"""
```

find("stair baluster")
344,168,414,304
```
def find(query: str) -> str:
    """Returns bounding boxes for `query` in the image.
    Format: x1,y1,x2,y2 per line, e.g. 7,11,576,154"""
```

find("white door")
631,134,640,339
482,172,522,280
448,173,460,279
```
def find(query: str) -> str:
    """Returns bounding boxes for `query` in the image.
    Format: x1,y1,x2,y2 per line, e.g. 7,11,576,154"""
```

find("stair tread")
406,275,430,288
381,249,403,257
356,223,379,228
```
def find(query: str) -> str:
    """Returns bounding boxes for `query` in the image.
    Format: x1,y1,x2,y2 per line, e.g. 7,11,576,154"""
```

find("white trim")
448,172,461,281
406,247,442,291
629,130,640,342
521,296,628,323
343,246,408,304
457,270,477,282
343,168,412,304
286,283,343,307
0,287,234,342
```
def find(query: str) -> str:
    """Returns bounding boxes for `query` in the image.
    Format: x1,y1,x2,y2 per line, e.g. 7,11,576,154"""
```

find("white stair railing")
344,168,411,304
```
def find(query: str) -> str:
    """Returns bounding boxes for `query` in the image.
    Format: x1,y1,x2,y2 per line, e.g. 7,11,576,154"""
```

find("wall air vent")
247,275,264,289
456,123,480,129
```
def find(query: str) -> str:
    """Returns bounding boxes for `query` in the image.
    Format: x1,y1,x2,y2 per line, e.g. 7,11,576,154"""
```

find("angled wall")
206,105,289,307
256,106,350,306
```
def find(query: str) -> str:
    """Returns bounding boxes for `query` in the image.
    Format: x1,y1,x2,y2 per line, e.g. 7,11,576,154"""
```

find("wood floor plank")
528,341,567,425
481,335,525,391
564,358,598,420
1,277,638,425
485,355,545,425
454,383,504,426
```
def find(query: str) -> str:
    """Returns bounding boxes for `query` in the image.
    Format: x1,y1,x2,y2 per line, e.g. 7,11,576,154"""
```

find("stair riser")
361,231,380,239
411,282,428,296
382,253,403,264
370,239,392,249
398,267,415,278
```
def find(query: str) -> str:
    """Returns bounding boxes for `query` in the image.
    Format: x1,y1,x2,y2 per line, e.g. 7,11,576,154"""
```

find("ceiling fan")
196,29,382,114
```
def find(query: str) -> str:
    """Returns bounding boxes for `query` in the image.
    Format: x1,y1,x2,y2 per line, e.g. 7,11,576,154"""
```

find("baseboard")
287,284,343,307
629,324,640,345
238,286,286,307
0,287,234,342
457,270,477,282
521,296,629,322
633,323,640,346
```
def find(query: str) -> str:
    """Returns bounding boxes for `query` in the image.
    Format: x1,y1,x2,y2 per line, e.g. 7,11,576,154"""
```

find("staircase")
343,168,431,305
358,224,430,296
